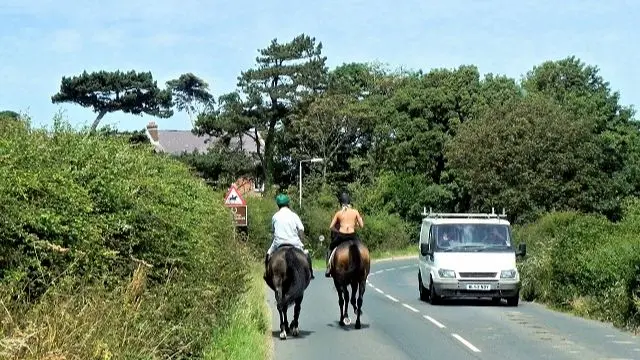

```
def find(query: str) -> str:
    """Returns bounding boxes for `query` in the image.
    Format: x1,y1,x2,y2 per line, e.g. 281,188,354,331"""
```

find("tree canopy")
51,70,174,132
54,33,639,226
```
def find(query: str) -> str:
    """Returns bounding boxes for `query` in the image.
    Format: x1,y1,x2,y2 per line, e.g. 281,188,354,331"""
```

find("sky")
0,0,638,132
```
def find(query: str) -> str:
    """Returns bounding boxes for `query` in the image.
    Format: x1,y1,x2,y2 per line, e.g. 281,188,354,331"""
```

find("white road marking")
367,282,374,287
612,340,634,344
452,333,481,353
387,267,396,271
402,303,419,313
375,288,384,294
424,315,446,329
385,294,399,302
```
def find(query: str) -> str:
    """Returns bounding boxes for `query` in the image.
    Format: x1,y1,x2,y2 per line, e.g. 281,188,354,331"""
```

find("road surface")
266,258,640,360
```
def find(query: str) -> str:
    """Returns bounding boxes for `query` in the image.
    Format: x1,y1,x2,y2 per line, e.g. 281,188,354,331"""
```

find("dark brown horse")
329,237,370,329
265,244,313,340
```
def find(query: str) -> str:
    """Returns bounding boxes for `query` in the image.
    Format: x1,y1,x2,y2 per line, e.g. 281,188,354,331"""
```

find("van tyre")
506,291,519,307
428,275,441,305
418,271,429,301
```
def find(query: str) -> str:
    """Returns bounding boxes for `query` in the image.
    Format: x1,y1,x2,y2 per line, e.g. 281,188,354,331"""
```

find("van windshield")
433,223,513,252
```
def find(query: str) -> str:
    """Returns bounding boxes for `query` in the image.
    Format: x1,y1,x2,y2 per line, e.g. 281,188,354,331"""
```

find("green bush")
245,190,279,258
0,117,251,359
243,186,414,259
515,205,640,330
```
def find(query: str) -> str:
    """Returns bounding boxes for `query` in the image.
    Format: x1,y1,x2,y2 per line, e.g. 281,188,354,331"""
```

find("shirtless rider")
325,192,364,277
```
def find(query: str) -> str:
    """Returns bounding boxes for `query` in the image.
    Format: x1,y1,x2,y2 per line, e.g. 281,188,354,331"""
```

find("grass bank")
205,264,271,360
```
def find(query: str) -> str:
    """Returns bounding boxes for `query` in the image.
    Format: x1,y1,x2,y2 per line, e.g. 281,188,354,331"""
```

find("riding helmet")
338,192,351,205
275,193,290,207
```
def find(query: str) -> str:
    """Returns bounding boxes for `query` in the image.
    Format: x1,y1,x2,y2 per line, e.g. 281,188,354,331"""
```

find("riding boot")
325,249,332,278
306,253,315,279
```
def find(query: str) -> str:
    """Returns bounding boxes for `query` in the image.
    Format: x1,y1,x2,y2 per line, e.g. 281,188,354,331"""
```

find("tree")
289,63,386,185
51,70,173,133
522,56,640,212
166,73,215,125
0,110,20,121
446,93,621,223
230,33,328,188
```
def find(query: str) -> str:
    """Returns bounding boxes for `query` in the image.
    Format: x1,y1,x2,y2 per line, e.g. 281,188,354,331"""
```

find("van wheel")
428,276,441,305
506,291,519,307
418,271,429,301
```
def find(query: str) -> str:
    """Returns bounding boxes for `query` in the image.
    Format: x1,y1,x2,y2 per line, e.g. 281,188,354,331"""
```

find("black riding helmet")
338,192,351,206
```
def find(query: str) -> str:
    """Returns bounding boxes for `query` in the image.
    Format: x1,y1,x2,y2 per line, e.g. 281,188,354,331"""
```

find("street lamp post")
299,157,324,208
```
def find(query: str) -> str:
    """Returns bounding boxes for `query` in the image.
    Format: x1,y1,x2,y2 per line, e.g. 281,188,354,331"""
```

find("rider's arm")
329,212,339,230
295,214,305,242
356,210,364,229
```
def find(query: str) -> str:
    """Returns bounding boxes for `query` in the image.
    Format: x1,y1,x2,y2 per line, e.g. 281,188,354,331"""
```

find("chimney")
146,121,159,142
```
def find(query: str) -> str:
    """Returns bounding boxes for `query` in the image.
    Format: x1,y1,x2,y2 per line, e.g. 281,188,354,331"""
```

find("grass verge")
311,244,416,270
205,263,270,360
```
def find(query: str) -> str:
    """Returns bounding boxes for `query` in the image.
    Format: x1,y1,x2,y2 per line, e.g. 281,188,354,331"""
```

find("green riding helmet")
275,193,290,207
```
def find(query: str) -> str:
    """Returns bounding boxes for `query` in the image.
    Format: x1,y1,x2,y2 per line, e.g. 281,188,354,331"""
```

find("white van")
417,208,526,306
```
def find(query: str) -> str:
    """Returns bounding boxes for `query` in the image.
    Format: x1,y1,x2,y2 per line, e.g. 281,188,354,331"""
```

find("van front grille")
458,272,497,278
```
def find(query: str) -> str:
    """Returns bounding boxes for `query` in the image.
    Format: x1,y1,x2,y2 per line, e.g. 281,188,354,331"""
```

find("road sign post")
224,184,248,227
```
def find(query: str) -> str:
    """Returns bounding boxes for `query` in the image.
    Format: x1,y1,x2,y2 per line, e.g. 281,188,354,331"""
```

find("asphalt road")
266,258,640,360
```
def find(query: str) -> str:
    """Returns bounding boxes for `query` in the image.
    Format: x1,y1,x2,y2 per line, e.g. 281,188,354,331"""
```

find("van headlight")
500,269,517,279
438,268,456,278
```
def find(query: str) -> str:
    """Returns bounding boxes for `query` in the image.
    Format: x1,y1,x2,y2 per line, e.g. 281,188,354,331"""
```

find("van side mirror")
420,243,430,256
516,243,526,257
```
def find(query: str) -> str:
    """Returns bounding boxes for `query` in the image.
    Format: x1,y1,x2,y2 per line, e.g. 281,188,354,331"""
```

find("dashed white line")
452,333,481,353
424,315,446,329
369,265,485,355
402,303,419,313
612,340,634,344
385,294,399,302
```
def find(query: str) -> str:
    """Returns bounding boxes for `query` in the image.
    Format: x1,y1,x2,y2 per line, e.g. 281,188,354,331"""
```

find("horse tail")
280,248,308,308
346,242,362,275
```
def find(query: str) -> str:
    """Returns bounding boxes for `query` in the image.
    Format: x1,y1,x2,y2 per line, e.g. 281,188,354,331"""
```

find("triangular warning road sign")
224,184,246,205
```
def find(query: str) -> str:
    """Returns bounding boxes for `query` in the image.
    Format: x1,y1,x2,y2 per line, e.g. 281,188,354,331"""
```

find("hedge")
515,200,640,330
242,186,413,259
0,118,251,359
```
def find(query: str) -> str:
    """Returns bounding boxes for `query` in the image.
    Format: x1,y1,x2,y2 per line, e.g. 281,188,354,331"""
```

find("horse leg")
283,306,290,334
290,296,302,337
275,284,288,340
355,279,366,329
342,286,351,326
337,285,346,326
350,282,358,314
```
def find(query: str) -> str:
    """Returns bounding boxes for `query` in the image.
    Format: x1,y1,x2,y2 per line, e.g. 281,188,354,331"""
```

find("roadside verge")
205,264,270,360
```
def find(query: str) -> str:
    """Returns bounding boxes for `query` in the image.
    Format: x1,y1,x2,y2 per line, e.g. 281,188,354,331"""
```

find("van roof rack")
421,207,507,219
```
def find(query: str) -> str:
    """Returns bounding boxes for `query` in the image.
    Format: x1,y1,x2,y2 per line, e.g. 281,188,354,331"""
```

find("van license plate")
466,284,491,291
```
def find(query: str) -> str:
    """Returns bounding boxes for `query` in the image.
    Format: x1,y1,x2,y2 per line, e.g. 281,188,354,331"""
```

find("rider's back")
335,207,361,234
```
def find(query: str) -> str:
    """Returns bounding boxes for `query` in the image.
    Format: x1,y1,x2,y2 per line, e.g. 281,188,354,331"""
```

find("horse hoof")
291,327,300,337
355,321,362,330
343,317,351,326
279,331,287,340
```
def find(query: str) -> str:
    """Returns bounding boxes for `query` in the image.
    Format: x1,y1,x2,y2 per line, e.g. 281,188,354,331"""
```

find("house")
144,121,265,197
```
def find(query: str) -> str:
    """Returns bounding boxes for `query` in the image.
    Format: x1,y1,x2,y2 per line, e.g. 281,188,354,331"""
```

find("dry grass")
0,264,210,360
